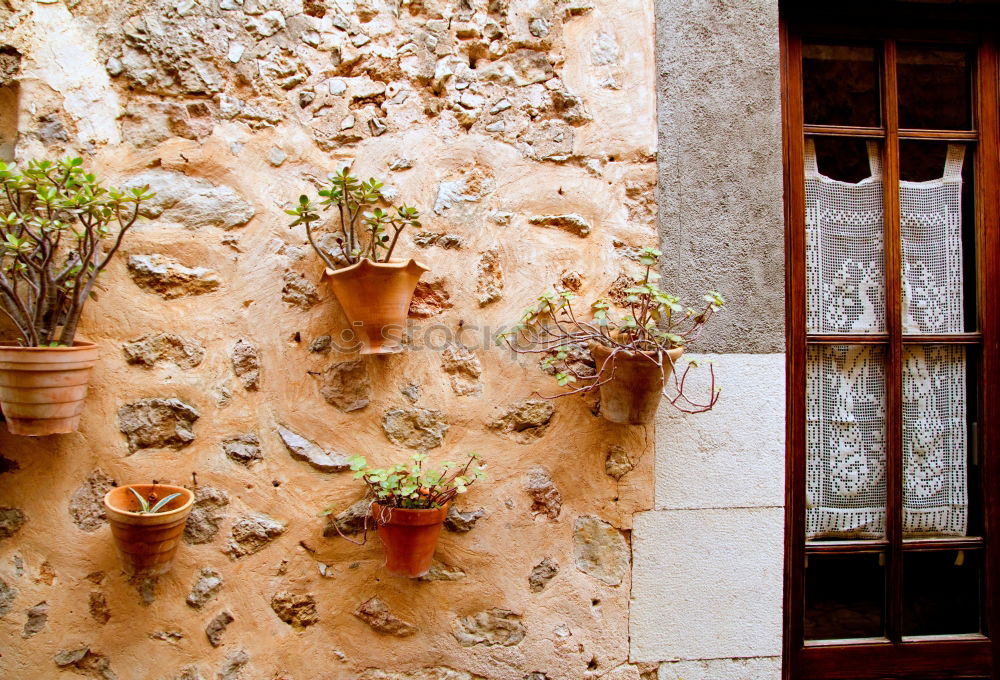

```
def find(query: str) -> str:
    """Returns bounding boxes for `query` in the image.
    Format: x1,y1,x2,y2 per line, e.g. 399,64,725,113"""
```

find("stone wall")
0,1,661,679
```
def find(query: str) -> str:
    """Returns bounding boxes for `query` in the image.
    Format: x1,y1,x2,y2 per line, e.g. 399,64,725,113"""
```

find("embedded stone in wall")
317,359,371,412
217,649,249,680
517,120,575,162
127,255,222,299
381,407,449,449
270,591,319,629
309,335,332,353
359,669,486,680
489,400,555,444
0,507,26,540
205,611,234,648
68,469,116,532
186,568,223,609
0,578,16,616
230,338,261,391
277,426,351,472
354,597,417,637
414,231,464,249
323,498,371,537
441,345,482,396
529,557,559,592
433,164,494,215
528,214,591,237
525,467,562,520
605,445,634,480
123,171,254,230
572,516,629,586
118,398,200,453
89,592,110,624
475,248,504,306
130,575,159,607
444,506,485,533
0,46,20,87
53,646,116,679
122,333,206,369
417,562,467,582
183,486,230,545
21,601,47,638
453,608,526,647
409,277,453,318
225,514,285,558
281,272,320,308
221,433,262,466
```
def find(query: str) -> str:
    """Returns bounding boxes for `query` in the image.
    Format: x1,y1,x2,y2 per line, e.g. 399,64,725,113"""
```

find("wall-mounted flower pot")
0,341,99,436
103,484,194,577
372,502,448,578
325,259,429,355
589,342,684,425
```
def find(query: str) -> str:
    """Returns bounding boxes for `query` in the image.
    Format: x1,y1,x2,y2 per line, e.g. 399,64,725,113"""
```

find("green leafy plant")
286,167,421,269
128,487,182,515
499,247,725,413
0,158,153,346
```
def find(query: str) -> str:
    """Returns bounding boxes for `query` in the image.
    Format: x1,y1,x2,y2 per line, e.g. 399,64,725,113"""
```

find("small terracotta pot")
103,484,194,577
589,342,684,425
372,502,448,578
0,341,99,436
324,258,430,355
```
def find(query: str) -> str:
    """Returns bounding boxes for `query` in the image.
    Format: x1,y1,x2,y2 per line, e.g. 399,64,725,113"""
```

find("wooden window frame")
781,8,1000,680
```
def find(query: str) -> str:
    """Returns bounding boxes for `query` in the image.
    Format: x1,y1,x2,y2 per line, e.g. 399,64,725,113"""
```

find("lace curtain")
804,140,968,539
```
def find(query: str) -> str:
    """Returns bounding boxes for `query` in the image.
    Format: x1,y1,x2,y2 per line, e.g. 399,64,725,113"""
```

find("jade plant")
286,167,421,270
499,247,725,414
128,487,182,514
0,158,152,346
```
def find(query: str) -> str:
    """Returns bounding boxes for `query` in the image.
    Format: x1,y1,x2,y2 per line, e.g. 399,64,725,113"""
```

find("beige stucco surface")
0,1,662,678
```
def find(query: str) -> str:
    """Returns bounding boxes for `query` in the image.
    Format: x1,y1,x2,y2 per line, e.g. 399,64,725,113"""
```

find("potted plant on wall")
499,247,725,425
326,451,485,578
103,483,194,576
0,158,152,435
286,168,426,355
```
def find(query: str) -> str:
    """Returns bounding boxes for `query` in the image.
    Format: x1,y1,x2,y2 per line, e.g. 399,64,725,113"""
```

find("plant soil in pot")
103,484,194,577
590,342,684,425
325,258,429,354
0,341,100,435
372,502,448,578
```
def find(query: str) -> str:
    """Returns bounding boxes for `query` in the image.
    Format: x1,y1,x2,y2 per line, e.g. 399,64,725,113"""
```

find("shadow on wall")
0,46,19,160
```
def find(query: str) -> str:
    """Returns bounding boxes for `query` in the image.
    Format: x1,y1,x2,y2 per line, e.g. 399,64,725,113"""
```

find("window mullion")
881,37,905,645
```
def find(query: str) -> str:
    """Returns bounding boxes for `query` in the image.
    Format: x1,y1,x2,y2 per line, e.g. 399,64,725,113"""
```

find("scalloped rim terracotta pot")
589,342,684,425
372,502,448,578
103,484,194,577
324,258,430,355
0,340,99,436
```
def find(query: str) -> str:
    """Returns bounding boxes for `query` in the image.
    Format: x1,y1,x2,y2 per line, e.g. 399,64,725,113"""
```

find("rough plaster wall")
631,354,784,677
0,1,661,678
655,0,784,353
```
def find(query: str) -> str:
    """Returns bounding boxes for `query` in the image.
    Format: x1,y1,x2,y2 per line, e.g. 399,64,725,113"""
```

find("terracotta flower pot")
324,258,430,355
589,341,685,425
103,484,194,577
0,341,99,436
372,502,448,578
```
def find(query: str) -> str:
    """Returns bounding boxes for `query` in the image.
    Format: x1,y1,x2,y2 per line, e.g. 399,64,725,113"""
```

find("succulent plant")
128,487,182,515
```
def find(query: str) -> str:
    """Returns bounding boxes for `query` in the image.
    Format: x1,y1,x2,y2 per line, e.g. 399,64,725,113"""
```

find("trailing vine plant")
286,167,421,269
0,158,153,346
499,247,725,413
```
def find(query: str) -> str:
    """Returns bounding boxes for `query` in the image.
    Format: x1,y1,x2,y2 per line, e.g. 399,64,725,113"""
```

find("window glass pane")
900,140,976,333
898,46,971,130
903,549,982,636
805,139,886,334
807,345,887,540
805,551,885,640
803,43,881,127
903,345,968,537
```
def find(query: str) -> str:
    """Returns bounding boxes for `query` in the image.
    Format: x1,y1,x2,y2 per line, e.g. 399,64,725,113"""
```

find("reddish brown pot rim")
588,341,684,363
0,340,99,351
103,484,194,522
371,502,448,527
324,258,430,278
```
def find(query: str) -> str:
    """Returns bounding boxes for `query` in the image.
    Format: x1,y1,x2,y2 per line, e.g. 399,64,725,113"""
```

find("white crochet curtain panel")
804,140,968,539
